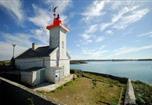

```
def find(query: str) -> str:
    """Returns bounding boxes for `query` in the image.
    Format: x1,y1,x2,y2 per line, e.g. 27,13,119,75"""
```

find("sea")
71,61,152,84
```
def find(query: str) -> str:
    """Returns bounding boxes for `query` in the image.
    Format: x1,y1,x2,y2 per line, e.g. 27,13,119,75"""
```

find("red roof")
46,18,69,32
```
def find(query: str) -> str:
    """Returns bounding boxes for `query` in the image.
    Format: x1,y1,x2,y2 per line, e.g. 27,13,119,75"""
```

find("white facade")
15,23,70,86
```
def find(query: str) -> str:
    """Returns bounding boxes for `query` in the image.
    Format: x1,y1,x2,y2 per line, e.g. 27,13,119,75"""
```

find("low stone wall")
124,79,136,105
71,70,128,83
0,77,61,105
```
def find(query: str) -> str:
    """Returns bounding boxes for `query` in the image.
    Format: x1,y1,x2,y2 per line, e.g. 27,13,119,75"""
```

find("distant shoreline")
70,59,152,64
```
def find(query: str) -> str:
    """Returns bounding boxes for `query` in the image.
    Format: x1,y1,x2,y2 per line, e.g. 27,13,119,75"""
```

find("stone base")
33,74,73,92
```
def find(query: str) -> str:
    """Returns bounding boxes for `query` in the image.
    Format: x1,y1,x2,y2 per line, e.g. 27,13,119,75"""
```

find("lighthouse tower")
47,14,69,65
46,7,70,81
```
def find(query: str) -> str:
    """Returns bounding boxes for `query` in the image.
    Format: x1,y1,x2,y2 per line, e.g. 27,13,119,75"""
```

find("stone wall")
0,77,60,105
71,70,128,83
124,79,136,105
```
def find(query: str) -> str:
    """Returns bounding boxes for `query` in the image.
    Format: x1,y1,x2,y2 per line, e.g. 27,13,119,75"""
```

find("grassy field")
38,71,126,105
132,81,152,105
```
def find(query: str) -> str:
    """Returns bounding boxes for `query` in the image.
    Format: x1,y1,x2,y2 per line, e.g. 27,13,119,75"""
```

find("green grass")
0,60,10,66
38,71,126,105
132,81,152,105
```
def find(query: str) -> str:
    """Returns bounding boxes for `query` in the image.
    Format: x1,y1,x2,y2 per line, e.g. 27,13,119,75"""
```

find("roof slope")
16,46,56,59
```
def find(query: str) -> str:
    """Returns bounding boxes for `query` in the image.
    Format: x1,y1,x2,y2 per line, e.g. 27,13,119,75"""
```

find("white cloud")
81,24,99,43
95,37,104,43
105,30,113,35
100,3,150,31
100,6,140,31
81,46,108,59
29,5,51,28
138,31,152,37
82,0,109,22
113,44,152,56
45,0,71,13
86,24,98,34
0,32,34,60
113,8,149,29
0,0,24,21
30,28,49,45
0,42,27,60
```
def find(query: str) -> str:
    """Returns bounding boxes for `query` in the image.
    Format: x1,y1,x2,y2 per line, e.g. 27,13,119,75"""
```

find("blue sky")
0,0,152,60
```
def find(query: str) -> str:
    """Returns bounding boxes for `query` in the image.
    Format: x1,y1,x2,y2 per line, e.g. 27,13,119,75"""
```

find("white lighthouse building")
15,10,71,86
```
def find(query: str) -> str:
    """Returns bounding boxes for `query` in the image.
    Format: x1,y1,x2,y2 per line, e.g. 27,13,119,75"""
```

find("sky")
0,0,152,60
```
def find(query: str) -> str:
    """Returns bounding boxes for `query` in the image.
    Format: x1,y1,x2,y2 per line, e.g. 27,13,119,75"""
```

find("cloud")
95,37,104,43
30,28,49,45
100,0,150,31
82,0,109,22
86,24,98,34
138,31,152,37
0,0,24,21
113,8,149,29
28,5,50,28
105,30,113,35
113,44,152,56
0,32,34,60
100,3,150,31
44,0,71,13
81,24,99,43
80,45,108,59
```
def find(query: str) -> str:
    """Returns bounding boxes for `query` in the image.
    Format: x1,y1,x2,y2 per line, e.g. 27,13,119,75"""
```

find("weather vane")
53,6,58,19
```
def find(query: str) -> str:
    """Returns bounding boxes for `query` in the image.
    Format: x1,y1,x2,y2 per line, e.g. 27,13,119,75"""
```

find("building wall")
50,48,70,77
21,68,45,86
15,57,50,70
49,27,60,49
45,67,55,82
59,28,67,59
59,60,70,77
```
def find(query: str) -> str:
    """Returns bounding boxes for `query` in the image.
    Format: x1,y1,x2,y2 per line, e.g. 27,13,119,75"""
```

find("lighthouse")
46,7,70,67
15,7,71,86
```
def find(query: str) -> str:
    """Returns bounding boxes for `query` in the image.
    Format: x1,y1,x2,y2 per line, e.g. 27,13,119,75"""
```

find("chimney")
32,43,35,50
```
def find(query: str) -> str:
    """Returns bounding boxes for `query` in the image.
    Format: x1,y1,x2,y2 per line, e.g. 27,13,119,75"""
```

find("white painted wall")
15,57,50,70
59,60,70,76
45,67,55,82
59,28,67,59
21,68,45,86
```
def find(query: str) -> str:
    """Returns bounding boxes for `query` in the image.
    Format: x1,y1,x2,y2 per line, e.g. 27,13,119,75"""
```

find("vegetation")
132,81,152,105
70,60,87,64
38,70,126,105
0,60,10,66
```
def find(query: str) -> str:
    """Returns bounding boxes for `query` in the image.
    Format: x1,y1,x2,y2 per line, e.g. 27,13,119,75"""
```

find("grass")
0,60,10,66
132,81,152,105
38,70,126,105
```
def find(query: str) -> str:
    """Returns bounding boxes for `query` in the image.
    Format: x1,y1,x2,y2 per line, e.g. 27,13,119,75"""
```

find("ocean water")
70,61,152,84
